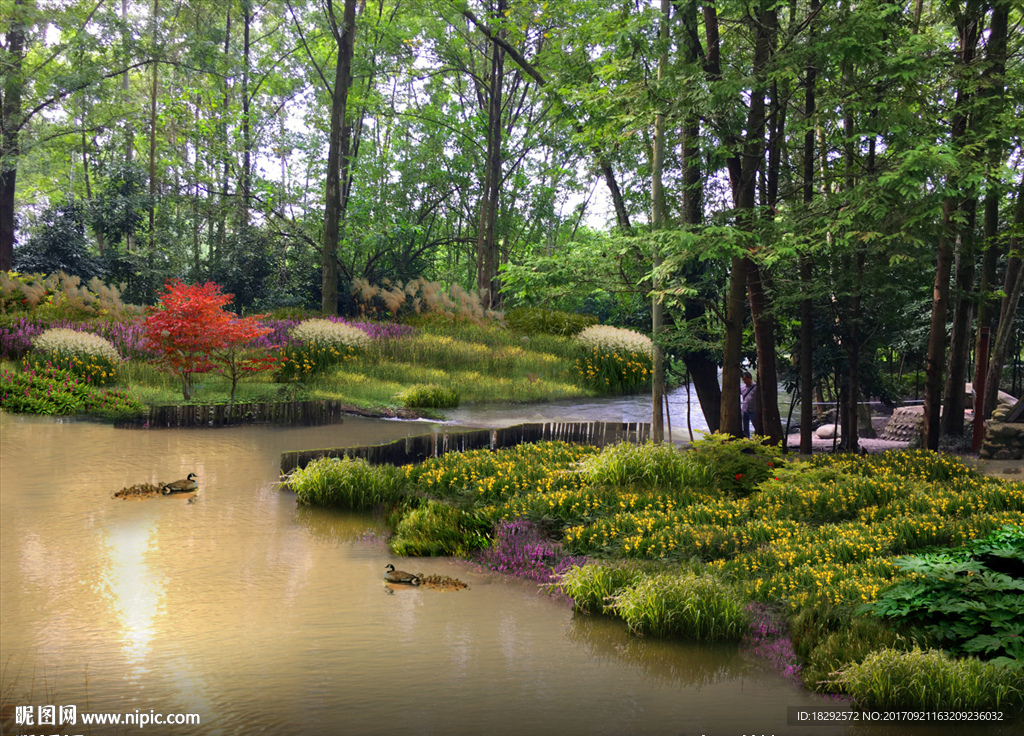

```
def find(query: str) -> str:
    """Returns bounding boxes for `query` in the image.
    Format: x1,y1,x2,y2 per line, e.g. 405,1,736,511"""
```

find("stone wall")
880,406,925,442
979,402,1024,461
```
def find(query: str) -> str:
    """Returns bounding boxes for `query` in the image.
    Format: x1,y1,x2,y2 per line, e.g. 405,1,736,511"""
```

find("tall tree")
319,0,358,315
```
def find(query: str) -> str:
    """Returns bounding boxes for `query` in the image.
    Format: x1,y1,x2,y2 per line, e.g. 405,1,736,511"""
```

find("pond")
0,414,1012,736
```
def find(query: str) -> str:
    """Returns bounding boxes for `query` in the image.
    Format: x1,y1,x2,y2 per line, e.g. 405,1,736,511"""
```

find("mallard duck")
384,564,420,585
162,473,198,494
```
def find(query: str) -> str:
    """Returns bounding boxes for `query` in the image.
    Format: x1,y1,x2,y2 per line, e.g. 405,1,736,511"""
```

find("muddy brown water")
0,413,1015,736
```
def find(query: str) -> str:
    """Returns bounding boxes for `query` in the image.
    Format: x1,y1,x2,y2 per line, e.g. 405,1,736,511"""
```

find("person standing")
741,371,757,438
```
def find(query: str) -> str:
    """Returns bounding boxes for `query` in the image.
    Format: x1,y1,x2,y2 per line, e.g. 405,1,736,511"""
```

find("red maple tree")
145,280,275,401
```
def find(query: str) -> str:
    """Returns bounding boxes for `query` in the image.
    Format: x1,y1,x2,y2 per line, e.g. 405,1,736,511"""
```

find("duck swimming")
384,564,420,585
162,473,198,494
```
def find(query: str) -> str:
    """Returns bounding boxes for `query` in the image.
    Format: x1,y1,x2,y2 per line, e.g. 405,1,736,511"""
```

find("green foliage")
556,561,648,613
608,571,748,641
689,432,783,496
580,441,713,490
505,307,598,337
290,456,407,509
859,525,1024,666
789,601,923,694
837,648,1024,712
394,382,459,408
0,364,144,418
389,500,492,556
13,199,105,281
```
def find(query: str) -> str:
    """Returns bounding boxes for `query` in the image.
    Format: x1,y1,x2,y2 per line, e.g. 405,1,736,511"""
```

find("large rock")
816,424,840,440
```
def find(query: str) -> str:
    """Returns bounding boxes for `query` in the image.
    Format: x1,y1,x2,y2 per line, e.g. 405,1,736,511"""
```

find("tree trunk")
974,1,1009,417
747,260,782,443
924,7,980,450
650,0,669,443
984,176,1024,415
239,0,253,229
942,200,977,436
721,0,770,438
476,0,506,311
924,199,956,450
215,6,232,264
683,351,721,433
0,0,27,272
148,0,160,255
321,0,358,315
721,255,747,437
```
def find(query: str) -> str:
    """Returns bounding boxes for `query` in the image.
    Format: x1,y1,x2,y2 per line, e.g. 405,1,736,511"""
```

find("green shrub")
389,500,492,556
859,524,1024,665
689,431,782,496
505,307,598,337
581,441,712,490
30,327,122,384
609,571,748,641
395,382,459,409
557,561,648,613
837,647,1024,711
0,364,143,418
290,455,407,509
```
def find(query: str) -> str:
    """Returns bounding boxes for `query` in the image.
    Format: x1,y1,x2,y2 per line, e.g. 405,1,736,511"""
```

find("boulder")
816,424,840,440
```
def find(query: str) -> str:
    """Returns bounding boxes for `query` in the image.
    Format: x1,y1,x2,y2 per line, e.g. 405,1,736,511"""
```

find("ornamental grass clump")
574,325,652,393
290,455,407,509
581,441,711,490
277,318,370,380
836,647,1024,712
389,500,492,556
557,561,648,613
30,327,122,384
395,382,460,409
609,571,748,641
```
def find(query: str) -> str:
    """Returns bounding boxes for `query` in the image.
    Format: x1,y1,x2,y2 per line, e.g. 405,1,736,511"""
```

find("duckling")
384,563,420,585
162,473,198,494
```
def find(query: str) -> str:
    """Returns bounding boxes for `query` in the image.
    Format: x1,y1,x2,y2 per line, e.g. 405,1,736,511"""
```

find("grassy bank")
286,439,1024,711
2,309,658,419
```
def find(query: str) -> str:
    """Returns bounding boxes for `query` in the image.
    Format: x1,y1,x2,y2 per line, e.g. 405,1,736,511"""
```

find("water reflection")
564,613,738,688
99,520,163,674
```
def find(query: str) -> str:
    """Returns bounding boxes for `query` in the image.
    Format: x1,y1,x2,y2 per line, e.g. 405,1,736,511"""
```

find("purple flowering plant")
740,602,803,684
473,519,588,584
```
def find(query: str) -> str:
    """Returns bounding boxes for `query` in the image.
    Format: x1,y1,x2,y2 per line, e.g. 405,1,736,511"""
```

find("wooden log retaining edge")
279,421,652,475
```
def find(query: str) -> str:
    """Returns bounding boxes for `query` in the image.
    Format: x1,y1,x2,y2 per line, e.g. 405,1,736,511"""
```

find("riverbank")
286,438,1024,712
